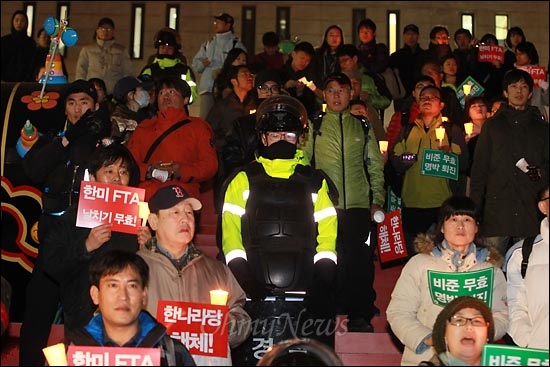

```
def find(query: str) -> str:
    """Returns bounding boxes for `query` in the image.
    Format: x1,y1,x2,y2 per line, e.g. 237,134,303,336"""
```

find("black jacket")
470,104,549,238
41,205,139,330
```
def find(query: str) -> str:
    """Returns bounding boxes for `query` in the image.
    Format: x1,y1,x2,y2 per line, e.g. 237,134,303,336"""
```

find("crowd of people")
1,9,549,367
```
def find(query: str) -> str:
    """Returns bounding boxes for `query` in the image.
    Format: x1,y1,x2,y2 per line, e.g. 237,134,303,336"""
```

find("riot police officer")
220,95,338,364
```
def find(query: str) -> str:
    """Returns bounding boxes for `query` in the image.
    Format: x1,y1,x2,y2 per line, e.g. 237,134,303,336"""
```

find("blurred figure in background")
1,10,36,82
75,17,132,95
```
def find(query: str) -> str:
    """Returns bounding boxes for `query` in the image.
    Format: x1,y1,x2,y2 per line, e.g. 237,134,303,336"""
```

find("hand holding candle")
210,289,228,305
138,201,150,227
464,122,473,136
43,343,68,366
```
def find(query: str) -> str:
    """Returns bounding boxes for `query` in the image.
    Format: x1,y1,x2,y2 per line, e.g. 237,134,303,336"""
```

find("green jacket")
302,108,385,210
392,114,464,208
221,149,337,260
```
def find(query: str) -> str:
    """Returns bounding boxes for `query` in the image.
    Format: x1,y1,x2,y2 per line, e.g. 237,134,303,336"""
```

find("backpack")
376,67,407,101
520,236,537,278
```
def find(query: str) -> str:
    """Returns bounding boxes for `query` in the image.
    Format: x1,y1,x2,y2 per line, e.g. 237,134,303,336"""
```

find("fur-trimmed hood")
414,233,503,268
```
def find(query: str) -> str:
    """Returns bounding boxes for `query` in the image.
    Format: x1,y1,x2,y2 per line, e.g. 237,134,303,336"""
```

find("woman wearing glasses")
387,195,508,365
420,296,495,366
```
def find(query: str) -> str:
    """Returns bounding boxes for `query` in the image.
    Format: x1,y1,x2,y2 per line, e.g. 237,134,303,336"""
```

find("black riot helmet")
256,95,308,135
154,29,181,50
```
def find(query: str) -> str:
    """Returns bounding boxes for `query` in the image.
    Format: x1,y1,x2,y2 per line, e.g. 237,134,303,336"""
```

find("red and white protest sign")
517,65,547,87
377,209,408,263
76,181,145,235
67,345,160,366
156,300,229,358
477,45,504,63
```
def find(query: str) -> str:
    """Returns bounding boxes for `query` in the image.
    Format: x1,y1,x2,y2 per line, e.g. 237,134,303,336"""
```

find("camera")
401,153,417,162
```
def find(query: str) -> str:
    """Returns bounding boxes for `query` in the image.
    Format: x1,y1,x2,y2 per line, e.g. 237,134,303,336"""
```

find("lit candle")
435,126,446,147
322,103,327,112
378,140,388,154
249,109,256,115
43,343,68,366
463,83,472,96
464,122,474,136
210,289,229,306
138,202,150,227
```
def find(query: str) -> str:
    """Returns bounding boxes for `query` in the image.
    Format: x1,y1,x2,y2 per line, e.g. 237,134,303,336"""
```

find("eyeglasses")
539,196,549,202
98,27,113,31
448,315,488,327
419,96,441,102
257,84,280,94
266,132,298,142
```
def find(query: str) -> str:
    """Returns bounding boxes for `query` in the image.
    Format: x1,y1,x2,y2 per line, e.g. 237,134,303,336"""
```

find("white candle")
435,126,446,147
464,122,474,136
463,84,472,96
378,140,388,154
138,202,150,227
210,289,228,305
43,343,68,366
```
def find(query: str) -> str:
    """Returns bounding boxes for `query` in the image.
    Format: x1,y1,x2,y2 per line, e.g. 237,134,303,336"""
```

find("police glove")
313,258,336,288
227,257,266,301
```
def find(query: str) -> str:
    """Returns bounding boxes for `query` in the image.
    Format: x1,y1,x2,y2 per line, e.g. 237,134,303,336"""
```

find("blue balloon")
61,28,78,47
43,17,59,37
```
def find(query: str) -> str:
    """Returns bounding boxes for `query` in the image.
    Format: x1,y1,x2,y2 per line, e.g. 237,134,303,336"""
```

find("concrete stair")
334,260,405,365
194,181,221,258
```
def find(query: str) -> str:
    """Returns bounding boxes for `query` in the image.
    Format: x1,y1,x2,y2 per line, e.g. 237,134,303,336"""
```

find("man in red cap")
139,185,251,365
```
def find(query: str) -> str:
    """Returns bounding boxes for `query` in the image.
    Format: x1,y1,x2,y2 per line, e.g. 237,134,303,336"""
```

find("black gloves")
308,258,337,318
313,258,336,289
227,257,266,301
64,109,103,143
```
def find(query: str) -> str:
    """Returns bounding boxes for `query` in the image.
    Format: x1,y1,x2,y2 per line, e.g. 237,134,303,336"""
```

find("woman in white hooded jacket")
386,195,508,366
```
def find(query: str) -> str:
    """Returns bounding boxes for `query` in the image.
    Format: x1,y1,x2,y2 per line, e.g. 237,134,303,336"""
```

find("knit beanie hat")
432,296,495,354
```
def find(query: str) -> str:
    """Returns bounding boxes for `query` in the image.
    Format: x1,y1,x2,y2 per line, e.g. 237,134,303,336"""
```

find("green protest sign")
458,76,485,108
386,188,401,212
420,149,459,181
427,268,494,307
482,344,549,366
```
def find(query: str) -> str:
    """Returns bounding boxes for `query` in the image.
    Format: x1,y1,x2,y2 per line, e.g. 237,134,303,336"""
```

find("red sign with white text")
477,45,504,63
156,300,229,358
67,345,160,366
517,65,547,87
377,209,408,263
76,181,145,234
